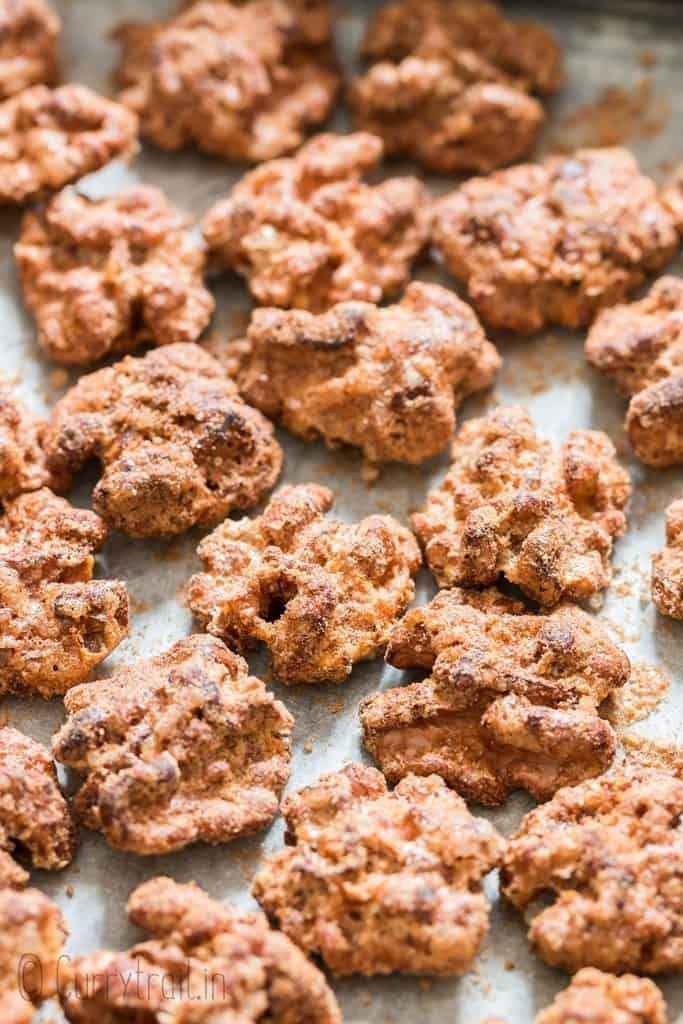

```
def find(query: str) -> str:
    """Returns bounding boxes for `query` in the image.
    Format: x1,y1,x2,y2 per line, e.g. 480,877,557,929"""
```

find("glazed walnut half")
0,886,67,1024
0,0,60,100
0,384,52,504
652,498,683,620
535,969,668,1024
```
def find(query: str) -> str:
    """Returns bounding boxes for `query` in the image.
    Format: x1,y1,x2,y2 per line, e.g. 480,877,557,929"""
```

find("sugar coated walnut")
43,343,282,538
202,131,432,312
0,83,138,205
433,148,679,333
0,0,60,100
0,384,52,504
501,767,683,973
252,764,505,976
536,969,668,1024
61,876,341,1023
16,186,214,367
188,483,421,684
0,886,66,1024
0,488,128,697
652,498,683,620
53,634,293,855
413,406,630,606
361,587,629,805
231,281,500,465
114,0,339,163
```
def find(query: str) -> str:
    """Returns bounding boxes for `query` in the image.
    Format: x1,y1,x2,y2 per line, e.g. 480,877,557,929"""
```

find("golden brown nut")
0,0,60,100
188,483,421,684
42,343,282,538
586,276,683,467
652,498,683,619
0,384,52,504
114,0,339,163
252,764,505,976
360,587,629,805
0,488,128,697
0,84,138,205
202,131,432,312
433,149,679,333
0,886,66,1024
413,406,630,606
231,282,500,465
501,767,683,973
536,969,668,1024
53,634,293,855
60,876,341,1023
15,186,214,367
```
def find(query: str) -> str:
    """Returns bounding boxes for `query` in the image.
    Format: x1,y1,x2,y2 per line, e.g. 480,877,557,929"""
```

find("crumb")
603,663,669,727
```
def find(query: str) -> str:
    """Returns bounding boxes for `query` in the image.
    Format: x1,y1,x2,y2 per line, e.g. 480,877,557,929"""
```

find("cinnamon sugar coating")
0,0,60,100
652,498,683,619
536,969,668,1024
0,886,66,1024
0,385,52,504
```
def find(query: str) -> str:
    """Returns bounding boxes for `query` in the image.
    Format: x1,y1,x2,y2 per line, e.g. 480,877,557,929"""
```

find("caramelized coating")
536,969,668,1024
0,384,52,504
0,84,138,205
114,0,339,162
0,886,66,1024
361,587,629,805
433,149,679,333
61,876,341,1023
0,0,60,100
202,131,432,312
53,634,293,855
586,276,683,467
43,343,282,538
501,767,683,973
232,282,500,465
652,498,683,620
252,764,505,976
188,483,421,684
0,488,128,697
413,406,630,606
16,186,214,367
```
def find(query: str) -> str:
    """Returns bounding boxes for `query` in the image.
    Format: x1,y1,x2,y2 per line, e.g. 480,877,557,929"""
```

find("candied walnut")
180,0,333,47
501,767,683,973
652,498,683,619
0,886,66,1024
536,969,668,1024
252,764,504,976
53,634,293,855
0,384,52,504
0,488,128,697
61,876,341,1023
42,343,282,538
432,148,679,333
202,131,432,312
413,406,630,606
114,0,339,163
15,186,214,367
231,282,500,465
0,0,60,100
360,587,629,805
188,483,421,684
0,84,138,205
586,276,683,467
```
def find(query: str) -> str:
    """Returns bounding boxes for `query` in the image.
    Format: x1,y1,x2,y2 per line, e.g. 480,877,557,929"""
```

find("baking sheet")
3,1,683,1020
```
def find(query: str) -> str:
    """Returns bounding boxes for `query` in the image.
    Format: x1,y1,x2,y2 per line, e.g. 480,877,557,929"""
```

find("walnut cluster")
0,0,60,100
0,384,52,504
651,498,683,620
535,969,668,1024
202,131,432,312
188,483,421,684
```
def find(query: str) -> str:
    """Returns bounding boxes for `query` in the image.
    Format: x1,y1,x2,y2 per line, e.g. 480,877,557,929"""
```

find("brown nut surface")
0,488,128,697
252,764,505,976
0,83,138,205
114,0,339,163
0,0,60,100
501,767,683,974
15,186,214,367
188,483,421,684
0,384,52,504
652,498,683,620
432,148,679,333
231,281,500,465
53,634,293,855
202,131,432,312
180,0,334,47
42,343,282,538
61,876,341,1023
361,587,629,805
0,886,66,1024
413,406,630,607
536,969,668,1024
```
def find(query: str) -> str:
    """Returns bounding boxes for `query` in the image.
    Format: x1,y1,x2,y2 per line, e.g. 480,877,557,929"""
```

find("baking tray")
4,1,683,1020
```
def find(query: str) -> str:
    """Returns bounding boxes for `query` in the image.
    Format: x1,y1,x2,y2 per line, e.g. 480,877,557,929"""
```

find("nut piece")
180,0,334,47
252,764,505,976
0,886,66,1024
53,634,293,855
0,384,52,504
61,876,341,1023
501,767,683,973
0,0,60,100
188,483,421,684
586,276,683,467
652,498,683,619
0,84,138,205
202,131,432,312
114,0,339,162
16,186,214,367
0,488,128,697
42,343,282,538
433,148,679,333
413,406,630,606
361,587,629,805
231,282,500,464
536,969,668,1024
